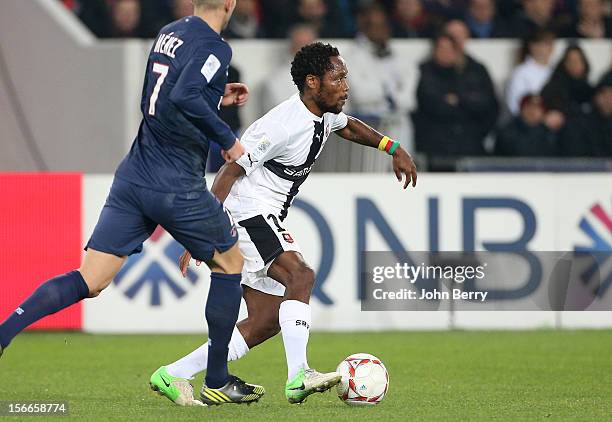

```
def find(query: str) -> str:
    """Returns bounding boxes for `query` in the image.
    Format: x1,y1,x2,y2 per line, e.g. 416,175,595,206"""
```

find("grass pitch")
1,330,611,421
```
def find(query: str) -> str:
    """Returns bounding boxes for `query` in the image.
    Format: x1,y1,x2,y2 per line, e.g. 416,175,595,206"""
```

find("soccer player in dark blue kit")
0,0,264,406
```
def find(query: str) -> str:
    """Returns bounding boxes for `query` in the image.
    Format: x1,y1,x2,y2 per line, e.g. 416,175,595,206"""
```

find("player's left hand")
222,83,249,107
392,147,418,189
222,139,245,163
179,250,201,277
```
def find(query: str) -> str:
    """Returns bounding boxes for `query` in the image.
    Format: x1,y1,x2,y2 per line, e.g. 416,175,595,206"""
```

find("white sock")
166,326,249,379
279,300,311,380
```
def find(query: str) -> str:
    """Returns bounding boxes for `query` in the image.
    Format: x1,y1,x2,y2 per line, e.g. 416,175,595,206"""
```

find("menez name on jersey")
153,32,184,59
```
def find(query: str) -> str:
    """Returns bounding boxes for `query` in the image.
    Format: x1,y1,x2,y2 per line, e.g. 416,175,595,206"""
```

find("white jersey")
226,94,348,221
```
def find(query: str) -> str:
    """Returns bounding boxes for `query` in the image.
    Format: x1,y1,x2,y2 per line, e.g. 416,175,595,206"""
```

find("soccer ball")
336,353,389,406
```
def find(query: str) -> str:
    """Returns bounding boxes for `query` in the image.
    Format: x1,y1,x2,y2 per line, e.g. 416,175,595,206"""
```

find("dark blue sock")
0,270,89,349
205,272,242,389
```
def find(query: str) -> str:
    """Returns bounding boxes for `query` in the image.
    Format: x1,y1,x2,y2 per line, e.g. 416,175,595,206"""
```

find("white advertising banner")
82,174,612,333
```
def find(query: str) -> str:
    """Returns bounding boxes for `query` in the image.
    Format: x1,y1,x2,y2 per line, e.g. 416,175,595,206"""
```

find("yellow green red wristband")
378,136,399,155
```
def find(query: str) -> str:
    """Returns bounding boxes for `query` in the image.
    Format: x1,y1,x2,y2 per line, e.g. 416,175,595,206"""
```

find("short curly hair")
291,42,340,94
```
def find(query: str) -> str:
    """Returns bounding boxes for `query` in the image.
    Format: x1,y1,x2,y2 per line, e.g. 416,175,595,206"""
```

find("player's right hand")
222,139,245,163
179,249,201,277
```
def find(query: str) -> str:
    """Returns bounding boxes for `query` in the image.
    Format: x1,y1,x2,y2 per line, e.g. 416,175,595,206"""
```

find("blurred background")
0,1,611,333
2,0,611,172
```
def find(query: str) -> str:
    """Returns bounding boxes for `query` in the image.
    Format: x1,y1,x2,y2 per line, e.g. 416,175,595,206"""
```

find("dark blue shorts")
86,178,237,261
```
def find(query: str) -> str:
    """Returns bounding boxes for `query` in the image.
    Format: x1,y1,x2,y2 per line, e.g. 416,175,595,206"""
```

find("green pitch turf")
1,330,611,421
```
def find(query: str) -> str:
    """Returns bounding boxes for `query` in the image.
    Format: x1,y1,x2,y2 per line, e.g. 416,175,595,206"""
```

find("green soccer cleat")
285,368,342,404
149,366,205,407
200,375,265,406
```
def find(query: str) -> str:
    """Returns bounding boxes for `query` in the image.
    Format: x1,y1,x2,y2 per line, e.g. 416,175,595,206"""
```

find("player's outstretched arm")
336,116,418,188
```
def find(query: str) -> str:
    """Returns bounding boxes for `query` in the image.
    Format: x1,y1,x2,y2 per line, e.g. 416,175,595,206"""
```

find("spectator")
445,19,499,125
413,33,499,161
138,1,180,29
506,29,555,115
512,0,558,36
564,0,612,38
346,5,412,151
170,0,194,19
260,24,318,113
391,0,435,37
465,0,512,38
223,0,262,39
495,94,558,156
295,0,349,38
559,72,612,156
422,0,469,20
63,0,111,38
259,0,294,38
108,0,150,38
541,44,594,118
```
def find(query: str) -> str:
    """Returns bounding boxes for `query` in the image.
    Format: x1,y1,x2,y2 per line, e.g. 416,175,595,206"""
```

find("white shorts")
236,214,301,297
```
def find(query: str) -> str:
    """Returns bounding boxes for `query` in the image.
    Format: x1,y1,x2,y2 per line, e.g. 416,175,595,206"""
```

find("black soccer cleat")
200,375,265,406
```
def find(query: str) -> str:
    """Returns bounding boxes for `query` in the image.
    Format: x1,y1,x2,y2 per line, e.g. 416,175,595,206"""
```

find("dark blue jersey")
116,16,235,192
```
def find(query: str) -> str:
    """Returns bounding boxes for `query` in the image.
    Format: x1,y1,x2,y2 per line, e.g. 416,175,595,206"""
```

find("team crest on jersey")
256,138,271,154
283,233,294,243
201,54,221,83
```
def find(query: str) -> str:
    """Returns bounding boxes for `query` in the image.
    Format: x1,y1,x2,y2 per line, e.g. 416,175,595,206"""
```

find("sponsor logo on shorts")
283,233,294,243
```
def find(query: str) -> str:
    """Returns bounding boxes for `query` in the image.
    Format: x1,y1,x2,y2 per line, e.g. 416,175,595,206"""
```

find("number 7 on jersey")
148,63,169,116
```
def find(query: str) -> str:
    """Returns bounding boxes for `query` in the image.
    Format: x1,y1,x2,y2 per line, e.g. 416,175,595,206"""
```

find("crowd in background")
413,22,612,169
60,0,612,170
61,0,612,40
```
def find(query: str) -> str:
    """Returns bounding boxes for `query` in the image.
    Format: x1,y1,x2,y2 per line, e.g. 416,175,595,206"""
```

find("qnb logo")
574,201,612,298
113,227,199,306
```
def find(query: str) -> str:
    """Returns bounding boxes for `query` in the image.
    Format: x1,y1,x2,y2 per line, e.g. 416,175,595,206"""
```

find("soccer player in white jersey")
150,42,417,405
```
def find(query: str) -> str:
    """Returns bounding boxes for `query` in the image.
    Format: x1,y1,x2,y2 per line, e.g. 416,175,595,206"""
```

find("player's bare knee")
287,266,315,296
78,271,112,298
302,265,316,287
211,247,244,274
225,253,244,274
88,281,112,297
209,259,243,275
84,281,111,298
